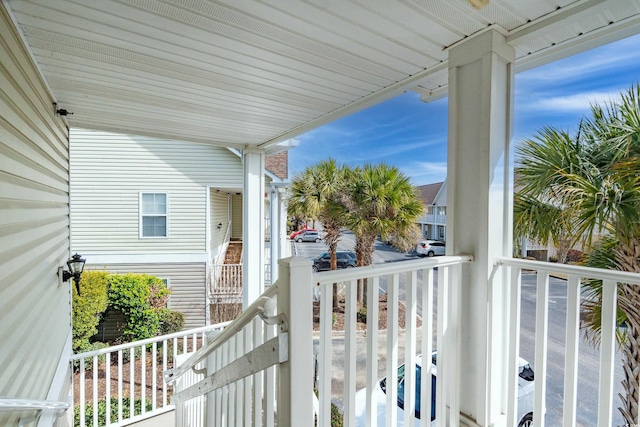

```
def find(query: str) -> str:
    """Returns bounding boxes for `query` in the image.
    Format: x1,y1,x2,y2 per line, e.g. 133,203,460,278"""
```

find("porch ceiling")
6,0,640,152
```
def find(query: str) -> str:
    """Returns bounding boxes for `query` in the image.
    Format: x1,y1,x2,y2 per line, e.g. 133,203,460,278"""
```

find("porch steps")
224,241,242,264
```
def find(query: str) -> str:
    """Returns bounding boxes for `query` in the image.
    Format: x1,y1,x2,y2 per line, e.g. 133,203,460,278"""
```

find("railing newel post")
277,256,314,427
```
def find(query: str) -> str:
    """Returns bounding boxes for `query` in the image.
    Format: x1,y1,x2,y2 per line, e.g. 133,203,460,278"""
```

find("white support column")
270,185,280,284
447,29,515,427
278,187,290,259
242,148,266,307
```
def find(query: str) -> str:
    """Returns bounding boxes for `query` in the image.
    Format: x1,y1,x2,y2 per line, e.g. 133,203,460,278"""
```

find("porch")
68,255,640,426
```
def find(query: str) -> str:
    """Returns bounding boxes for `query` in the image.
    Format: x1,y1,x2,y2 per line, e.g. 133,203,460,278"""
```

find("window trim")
139,192,169,238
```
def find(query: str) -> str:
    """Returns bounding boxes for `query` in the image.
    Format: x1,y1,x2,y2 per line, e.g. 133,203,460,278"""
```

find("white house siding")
86,263,206,330
231,193,243,240
70,128,244,255
0,5,72,425
210,190,231,260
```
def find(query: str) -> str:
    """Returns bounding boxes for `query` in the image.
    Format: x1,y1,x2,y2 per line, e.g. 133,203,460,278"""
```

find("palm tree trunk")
615,238,640,424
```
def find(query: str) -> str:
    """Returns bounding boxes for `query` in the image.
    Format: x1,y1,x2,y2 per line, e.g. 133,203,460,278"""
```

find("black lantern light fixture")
217,222,223,230
59,253,86,295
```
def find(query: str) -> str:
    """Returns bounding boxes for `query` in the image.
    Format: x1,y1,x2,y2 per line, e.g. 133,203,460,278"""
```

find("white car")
355,353,535,426
416,240,446,257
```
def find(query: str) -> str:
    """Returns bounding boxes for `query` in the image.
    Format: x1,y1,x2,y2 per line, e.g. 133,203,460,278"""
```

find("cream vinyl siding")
210,190,231,257
70,129,243,254
231,193,243,240
0,5,72,424
87,263,206,329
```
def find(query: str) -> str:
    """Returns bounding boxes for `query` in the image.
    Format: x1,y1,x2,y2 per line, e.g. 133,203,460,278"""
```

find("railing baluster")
533,271,549,427
344,278,358,426
118,349,123,422
421,268,434,427
563,274,580,426
80,357,85,427
106,352,111,426
507,265,522,426
244,323,252,424
436,265,448,425
236,327,244,426
93,355,98,427
598,279,618,427
162,340,168,407
319,279,333,427
366,276,380,427
152,342,157,411
141,344,146,415
387,273,399,427
265,306,276,427
130,347,135,417
404,271,417,427
253,317,264,427
228,335,236,427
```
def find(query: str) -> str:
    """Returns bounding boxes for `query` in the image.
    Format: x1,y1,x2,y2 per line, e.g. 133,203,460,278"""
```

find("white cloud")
519,90,623,113
401,161,448,186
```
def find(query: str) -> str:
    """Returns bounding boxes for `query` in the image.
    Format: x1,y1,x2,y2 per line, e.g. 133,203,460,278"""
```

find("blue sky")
289,33,640,186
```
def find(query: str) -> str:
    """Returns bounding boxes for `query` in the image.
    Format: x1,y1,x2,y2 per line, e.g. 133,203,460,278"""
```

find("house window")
140,192,168,237
426,206,434,215
437,206,446,216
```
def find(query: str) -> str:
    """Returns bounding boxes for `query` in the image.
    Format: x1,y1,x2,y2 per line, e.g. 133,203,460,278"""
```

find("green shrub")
357,306,367,323
331,402,344,427
72,271,109,353
158,309,185,334
74,397,152,427
108,274,171,342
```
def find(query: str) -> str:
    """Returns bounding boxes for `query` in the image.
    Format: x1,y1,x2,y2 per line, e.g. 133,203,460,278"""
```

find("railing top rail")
0,397,69,412
313,254,473,285
166,283,280,384
70,321,231,360
498,257,640,284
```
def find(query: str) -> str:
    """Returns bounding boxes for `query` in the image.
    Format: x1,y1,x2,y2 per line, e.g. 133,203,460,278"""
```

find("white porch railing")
313,255,472,427
0,397,69,426
497,257,640,427
70,323,229,427
209,264,243,302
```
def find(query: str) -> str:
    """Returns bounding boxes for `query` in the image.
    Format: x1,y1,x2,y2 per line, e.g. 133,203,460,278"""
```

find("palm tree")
515,84,640,423
342,163,424,305
288,159,348,307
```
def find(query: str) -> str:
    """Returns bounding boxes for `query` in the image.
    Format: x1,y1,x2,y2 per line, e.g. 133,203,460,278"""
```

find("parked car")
416,240,446,257
354,352,535,426
290,228,318,240
295,230,322,243
312,251,356,272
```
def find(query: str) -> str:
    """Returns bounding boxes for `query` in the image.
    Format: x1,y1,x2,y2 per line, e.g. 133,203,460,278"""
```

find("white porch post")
276,256,314,426
270,184,280,283
242,148,265,307
447,29,515,426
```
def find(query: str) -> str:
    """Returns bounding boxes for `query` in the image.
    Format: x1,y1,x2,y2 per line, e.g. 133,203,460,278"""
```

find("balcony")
70,255,640,426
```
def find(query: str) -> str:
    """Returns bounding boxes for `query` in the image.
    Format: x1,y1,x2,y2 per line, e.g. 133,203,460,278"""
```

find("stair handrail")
0,397,69,412
165,283,283,385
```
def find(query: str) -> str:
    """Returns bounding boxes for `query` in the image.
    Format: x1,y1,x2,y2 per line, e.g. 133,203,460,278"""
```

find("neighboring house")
70,129,288,329
416,181,447,241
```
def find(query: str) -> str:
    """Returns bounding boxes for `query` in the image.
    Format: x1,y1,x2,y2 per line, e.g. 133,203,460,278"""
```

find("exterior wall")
0,5,73,424
86,263,207,330
231,193,243,240
70,128,244,255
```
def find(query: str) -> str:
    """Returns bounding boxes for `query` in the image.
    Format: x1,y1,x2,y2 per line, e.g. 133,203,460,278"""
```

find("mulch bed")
313,293,421,331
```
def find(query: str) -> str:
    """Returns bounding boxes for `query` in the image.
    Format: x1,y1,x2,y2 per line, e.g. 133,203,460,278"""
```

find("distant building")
415,181,446,241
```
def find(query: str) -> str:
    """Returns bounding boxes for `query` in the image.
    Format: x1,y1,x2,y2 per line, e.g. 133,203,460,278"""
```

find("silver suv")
295,230,321,243
416,240,445,257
